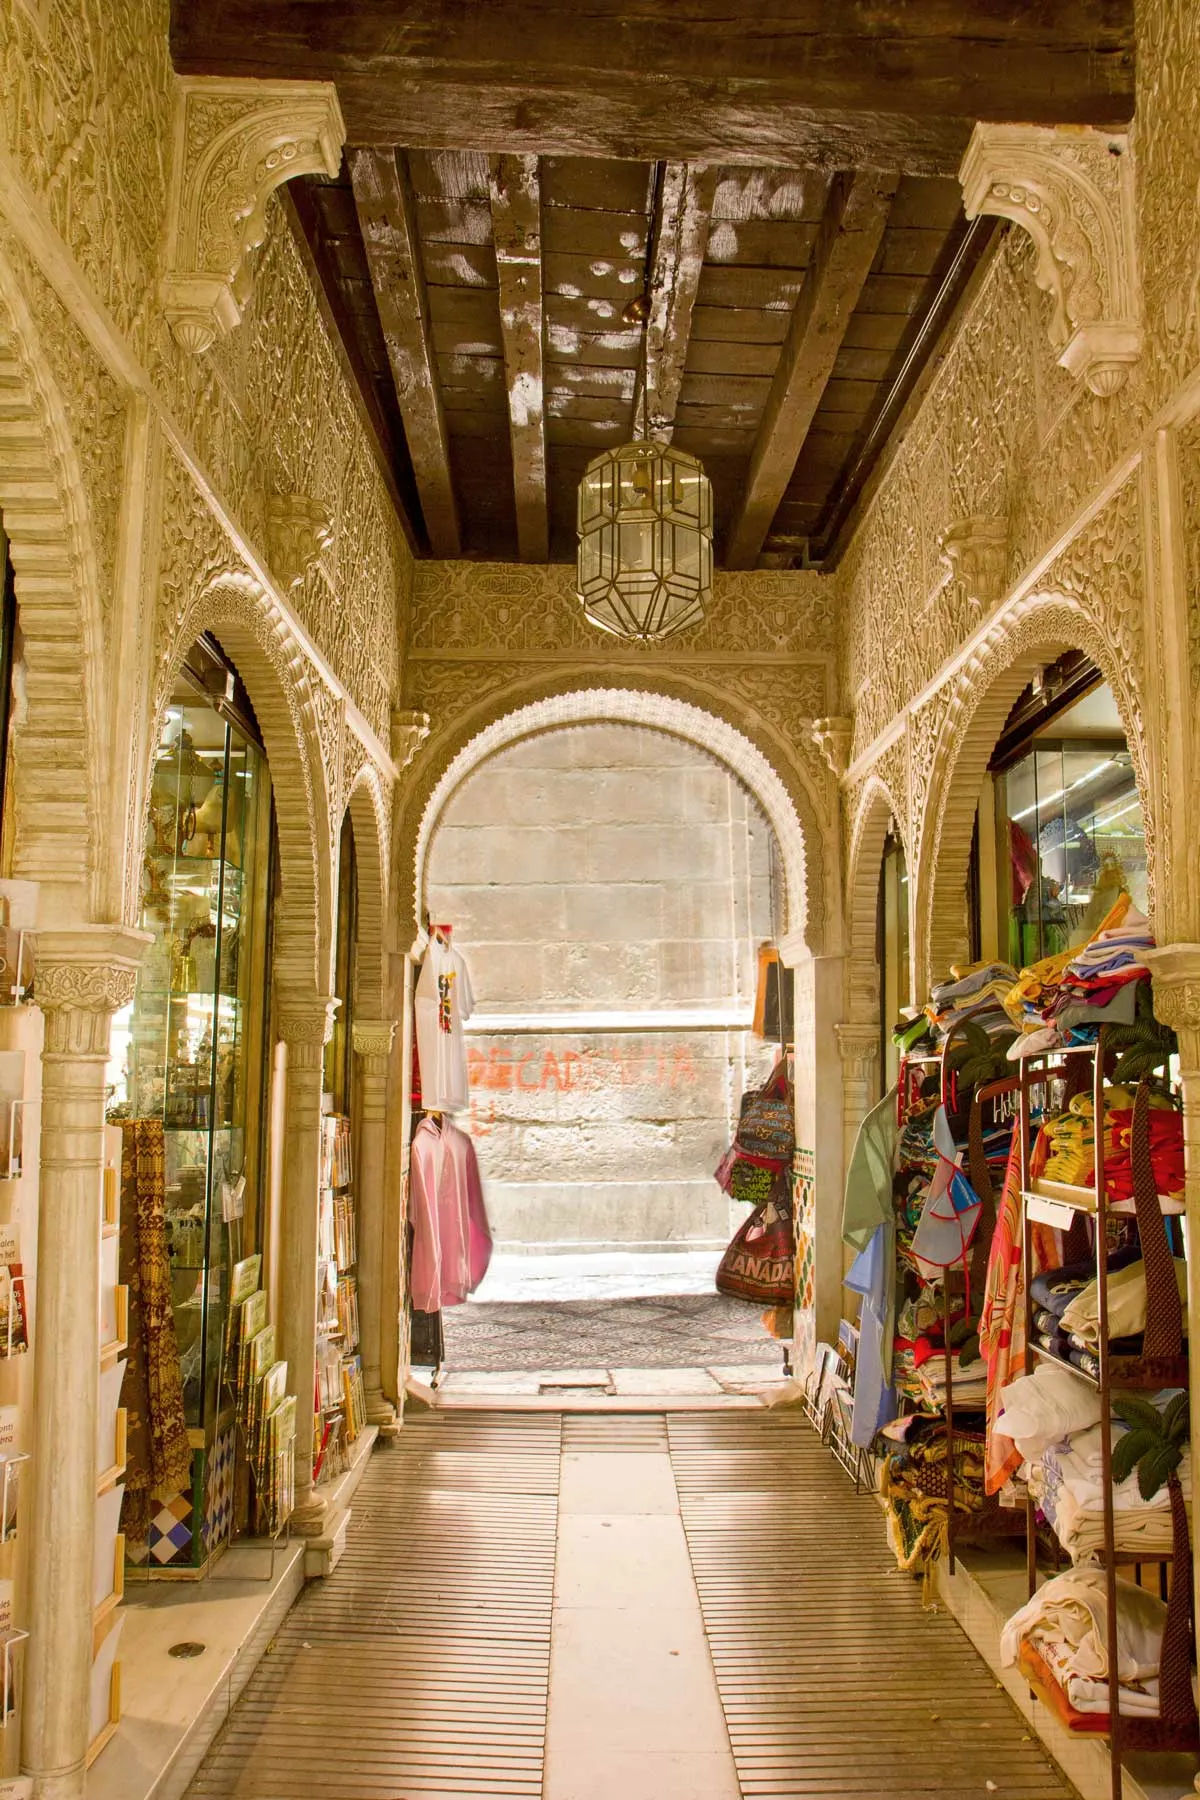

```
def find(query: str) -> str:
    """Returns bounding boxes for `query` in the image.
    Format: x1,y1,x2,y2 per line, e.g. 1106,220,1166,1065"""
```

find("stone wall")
426,724,779,1251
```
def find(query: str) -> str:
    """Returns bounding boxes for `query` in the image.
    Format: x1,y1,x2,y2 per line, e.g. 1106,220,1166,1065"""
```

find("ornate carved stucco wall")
0,0,406,974
840,0,1200,1031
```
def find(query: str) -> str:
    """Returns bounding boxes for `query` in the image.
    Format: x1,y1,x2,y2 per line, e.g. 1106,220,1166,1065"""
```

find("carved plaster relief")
810,717,853,779
960,124,1141,397
391,709,431,771
265,493,333,594
937,515,1009,612
161,77,346,353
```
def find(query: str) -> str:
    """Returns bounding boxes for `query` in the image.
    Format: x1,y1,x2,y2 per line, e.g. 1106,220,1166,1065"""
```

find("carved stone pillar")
1144,947,1200,1698
23,926,149,1800
835,1021,882,1182
351,1019,398,1431
276,992,337,1535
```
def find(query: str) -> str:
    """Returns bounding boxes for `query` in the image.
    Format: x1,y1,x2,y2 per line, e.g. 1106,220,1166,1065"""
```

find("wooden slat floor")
187,1414,562,1799
667,1411,1080,1800
189,1408,1079,1800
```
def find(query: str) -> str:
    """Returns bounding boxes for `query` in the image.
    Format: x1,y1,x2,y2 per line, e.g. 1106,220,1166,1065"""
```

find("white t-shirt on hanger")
414,936,476,1112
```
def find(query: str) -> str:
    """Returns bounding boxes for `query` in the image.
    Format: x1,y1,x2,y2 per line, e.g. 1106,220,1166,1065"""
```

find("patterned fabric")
979,1127,1060,1494
119,1119,193,1544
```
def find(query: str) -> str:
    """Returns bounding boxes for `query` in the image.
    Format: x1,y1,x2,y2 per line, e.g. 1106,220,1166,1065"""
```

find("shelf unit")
1014,1033,1196,1793
315,1115,364,1486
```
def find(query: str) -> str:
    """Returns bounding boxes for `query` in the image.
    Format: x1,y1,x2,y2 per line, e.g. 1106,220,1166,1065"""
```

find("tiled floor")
187,1410,1081,1800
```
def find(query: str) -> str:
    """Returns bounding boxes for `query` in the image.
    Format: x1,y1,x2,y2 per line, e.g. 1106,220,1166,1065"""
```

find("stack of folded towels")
1027,1253,1188,1374
926,961,1018,1043
1001,1567,1168,1718
1028,1419,1189,1562
1005,895,1156,1057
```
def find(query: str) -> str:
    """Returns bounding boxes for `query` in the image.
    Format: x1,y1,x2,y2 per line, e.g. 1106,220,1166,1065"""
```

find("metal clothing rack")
1015,1032,1196,1794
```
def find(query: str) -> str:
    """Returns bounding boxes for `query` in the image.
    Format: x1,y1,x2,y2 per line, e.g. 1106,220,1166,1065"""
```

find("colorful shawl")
979,1126,1058,1493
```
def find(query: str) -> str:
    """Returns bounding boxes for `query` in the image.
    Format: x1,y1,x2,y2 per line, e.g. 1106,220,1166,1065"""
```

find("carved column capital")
810,717,853,780
162,77,346,353
35,925,153,1053
937,515,1009,611
1145,945,1200,1033
959,123,1140,396
265,493,333,592
835,1022,881,1084
277,992,338,1070
391,709,431,772
352,1019,397,1061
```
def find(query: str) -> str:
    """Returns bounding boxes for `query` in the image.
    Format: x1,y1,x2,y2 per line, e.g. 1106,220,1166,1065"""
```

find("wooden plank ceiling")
177,2,1134,570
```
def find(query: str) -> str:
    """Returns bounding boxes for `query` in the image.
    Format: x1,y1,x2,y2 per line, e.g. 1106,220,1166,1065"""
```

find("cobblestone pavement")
440,1292,784,1372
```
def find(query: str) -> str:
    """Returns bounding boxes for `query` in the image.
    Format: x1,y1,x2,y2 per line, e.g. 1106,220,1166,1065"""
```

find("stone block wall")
425,724,779,1251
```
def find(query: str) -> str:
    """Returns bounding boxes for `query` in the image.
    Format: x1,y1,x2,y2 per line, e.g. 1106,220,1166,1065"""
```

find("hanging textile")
979,1126,1059,1494
414,934,476,1113
118,1119,193,1544
409,1116,493,1311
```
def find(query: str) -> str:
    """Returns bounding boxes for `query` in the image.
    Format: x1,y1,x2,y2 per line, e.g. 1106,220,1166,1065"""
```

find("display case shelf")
96,1408,127,1497
99,1286,128,1369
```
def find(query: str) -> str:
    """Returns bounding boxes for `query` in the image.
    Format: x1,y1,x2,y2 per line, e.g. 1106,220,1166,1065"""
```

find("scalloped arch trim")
915,591,1153,994
406,686,814,952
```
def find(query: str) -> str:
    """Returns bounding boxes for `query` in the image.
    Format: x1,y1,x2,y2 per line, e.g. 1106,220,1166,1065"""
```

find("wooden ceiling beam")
725,170,898,571
636,162,716,444
490,154,549,563
348,145,461,558
170,3,1134,174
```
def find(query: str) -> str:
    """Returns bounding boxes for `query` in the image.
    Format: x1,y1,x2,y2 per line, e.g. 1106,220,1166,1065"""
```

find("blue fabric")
844,1224,897,1448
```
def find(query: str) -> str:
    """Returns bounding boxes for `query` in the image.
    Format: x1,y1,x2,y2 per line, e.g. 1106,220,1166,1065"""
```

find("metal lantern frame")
576,439,713,642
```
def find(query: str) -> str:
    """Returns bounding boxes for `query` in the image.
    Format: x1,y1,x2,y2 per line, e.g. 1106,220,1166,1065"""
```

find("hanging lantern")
576,440,713,643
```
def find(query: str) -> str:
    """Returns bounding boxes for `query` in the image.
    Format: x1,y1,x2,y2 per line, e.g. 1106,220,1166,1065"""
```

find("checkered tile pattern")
148,1488,193,1565
203,1424,236,1554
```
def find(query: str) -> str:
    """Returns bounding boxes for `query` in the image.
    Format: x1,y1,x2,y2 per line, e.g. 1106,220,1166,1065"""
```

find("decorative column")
276,991,337,1535
351,1019,398,1431
1143,944,1200,1721
23,926,149,1800
835,1021,882,1179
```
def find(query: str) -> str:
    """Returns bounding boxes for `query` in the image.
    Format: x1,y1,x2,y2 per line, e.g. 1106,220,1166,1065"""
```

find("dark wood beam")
171,2,1134,175
490,154,549,563
348,146,461,558
636,162,716,443
725,170,898,571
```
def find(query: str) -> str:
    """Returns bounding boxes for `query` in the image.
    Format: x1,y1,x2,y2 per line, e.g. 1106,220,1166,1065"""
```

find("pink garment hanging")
409,1116,492,1311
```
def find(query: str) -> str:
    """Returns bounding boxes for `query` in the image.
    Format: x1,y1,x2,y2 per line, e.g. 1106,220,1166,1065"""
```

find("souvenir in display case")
106,638,274,1570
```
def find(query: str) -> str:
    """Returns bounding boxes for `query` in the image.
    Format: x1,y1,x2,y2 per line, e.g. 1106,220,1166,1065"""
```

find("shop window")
990,673,1144,968
107,635,275,1433
325,811,357,1113
876,832,910,1090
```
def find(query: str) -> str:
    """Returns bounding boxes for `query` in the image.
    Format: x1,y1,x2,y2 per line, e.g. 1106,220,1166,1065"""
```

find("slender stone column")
1143,945,1200,1716
835,1022,882,1179
23,926,149,1800
275,991,336,1535
351,1019,398,1430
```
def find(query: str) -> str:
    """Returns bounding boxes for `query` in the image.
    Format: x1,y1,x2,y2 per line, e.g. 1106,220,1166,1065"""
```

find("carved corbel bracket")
265,493,333,592
162,77,346,353
391,708,431,772
959,123,1140,397
810,716,853,780
937,515,1009,612
1144,945,1200,1035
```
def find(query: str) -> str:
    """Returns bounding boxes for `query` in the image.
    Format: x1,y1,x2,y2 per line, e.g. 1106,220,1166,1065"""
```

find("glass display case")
995,718,1145,969
106,637,274,1567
